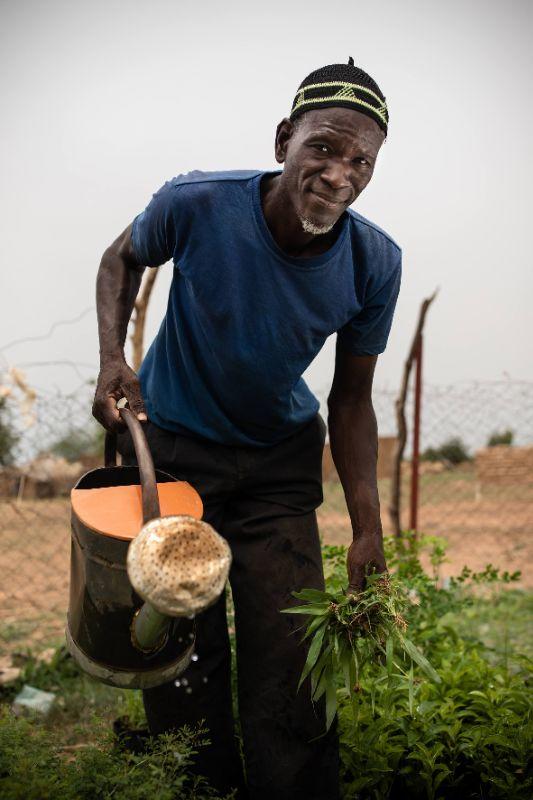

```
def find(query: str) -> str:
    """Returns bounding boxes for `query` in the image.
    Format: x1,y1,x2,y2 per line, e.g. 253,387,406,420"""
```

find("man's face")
275,107,385,234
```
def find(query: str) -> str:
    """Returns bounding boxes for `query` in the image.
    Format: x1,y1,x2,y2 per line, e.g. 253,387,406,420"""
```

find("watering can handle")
104,408,160,524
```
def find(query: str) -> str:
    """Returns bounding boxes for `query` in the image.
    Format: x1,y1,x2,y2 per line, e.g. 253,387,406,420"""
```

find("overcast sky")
1,0,532,408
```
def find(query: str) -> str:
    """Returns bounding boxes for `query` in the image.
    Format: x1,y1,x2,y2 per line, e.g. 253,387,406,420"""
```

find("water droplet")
174,680,181,687
178,637,183,643
191,653,199,662
187,613,195,619
202,676,208,683
186,687,192,694
189,632,194,639
181,678,188,686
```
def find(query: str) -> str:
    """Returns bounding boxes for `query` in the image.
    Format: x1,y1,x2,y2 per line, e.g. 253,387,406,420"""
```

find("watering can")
66,408,231,689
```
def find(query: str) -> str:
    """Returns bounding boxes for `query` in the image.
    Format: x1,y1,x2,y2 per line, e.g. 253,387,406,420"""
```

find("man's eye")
354,157,369,166
312,144,331,154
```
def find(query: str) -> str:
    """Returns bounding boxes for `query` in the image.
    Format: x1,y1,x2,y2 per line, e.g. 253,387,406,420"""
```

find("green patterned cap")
290,57,388,135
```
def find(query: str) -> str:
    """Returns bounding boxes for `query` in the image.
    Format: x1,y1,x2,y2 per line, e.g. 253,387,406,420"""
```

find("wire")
0,307,95,352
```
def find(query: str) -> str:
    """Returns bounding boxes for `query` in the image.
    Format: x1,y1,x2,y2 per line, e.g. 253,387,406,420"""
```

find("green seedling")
282,573,440,734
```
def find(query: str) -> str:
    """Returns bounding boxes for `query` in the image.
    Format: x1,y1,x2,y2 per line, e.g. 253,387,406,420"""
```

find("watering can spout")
131,604,170,653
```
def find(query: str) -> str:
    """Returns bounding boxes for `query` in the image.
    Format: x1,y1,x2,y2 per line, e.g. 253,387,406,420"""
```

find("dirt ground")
320,470,533,587
0,499,71,653
0,482,531,654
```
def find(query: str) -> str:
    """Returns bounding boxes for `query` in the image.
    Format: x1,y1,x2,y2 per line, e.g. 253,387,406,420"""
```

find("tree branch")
130,269,158,372
389,289,438,537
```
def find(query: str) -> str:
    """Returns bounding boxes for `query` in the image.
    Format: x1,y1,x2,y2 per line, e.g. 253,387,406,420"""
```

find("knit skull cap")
290,57,388,135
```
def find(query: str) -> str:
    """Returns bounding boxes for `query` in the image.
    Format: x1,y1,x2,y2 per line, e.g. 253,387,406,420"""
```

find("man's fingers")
92,386,126,432
98,395,127,433
365,560,386,577
347,563,365,594
92,362,147,434
122,380,147,420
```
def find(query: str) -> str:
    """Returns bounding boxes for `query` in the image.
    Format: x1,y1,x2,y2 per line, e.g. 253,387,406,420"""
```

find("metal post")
410,334,423,532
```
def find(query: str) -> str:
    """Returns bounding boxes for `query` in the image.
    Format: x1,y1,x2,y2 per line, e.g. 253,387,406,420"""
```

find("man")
93,59,401,800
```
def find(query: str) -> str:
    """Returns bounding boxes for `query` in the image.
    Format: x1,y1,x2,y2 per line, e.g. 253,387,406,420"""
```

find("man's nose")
320,159,352,192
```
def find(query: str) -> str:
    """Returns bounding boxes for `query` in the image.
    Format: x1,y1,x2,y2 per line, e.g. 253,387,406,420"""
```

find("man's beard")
298,215,335,236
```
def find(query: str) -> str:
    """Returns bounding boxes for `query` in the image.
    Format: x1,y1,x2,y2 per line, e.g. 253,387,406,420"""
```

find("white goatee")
298,216,335,235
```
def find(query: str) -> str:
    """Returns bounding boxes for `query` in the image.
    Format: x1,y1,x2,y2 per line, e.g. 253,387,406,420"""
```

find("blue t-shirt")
132,170,401,446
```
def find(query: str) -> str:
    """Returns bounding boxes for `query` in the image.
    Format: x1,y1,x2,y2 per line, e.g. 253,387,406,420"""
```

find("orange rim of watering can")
71,408,203,540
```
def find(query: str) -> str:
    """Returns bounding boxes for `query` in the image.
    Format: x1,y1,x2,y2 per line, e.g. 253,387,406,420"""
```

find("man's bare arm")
92,224,148,432
327,348,387,592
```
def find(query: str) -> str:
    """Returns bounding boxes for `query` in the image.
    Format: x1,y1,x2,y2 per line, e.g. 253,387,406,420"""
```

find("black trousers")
118,415,340,800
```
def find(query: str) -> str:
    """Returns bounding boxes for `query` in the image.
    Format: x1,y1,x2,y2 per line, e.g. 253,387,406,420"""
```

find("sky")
1,0,532,410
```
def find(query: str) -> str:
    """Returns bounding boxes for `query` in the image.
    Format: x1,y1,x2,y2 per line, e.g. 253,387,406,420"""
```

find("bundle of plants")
281,573,440,734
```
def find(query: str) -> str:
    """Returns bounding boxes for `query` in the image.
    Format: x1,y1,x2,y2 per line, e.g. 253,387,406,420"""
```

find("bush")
487,429,514,447
49,423,105,462
0,710,235,800
421,437,471,465
321,535,532,799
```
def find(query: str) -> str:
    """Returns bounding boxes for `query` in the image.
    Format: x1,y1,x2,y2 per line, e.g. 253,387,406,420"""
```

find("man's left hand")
346,534,388,594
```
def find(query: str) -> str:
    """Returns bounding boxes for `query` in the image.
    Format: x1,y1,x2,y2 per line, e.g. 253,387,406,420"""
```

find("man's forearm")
92,227,148,430
96,241,144,364
327,398,382,538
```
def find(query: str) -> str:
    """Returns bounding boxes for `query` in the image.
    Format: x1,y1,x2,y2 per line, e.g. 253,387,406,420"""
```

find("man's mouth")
310,191,346,210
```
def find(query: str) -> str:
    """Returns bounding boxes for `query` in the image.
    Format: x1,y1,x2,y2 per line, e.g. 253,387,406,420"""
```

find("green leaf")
333,631,340,659
297,626,328,691
301,615,329,642
408,663,414,716
309,644,333,696
325,672,338,733
291,588,336,603
400,636,441,684
386,636,394,679
313,665,330,703
340,652,352,697
280,605,329,615
351,643,360,686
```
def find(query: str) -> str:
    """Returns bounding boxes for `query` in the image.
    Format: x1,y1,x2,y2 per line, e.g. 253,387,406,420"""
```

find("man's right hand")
92,357,147,432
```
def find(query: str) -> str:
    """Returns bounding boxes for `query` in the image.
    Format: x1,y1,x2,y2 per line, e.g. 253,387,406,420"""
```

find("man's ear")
274,117,296,164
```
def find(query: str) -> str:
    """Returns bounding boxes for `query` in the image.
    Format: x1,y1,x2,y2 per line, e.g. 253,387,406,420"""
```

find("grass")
0,612,66,657
0,620,38,647
445,587,533,662
0,533,532,799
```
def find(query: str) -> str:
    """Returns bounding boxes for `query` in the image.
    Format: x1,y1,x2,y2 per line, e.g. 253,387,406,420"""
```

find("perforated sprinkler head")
127,515,232,651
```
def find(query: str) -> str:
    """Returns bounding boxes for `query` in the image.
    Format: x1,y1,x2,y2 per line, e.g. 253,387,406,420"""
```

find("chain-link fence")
1,378,532,656
317,380,533,590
